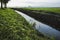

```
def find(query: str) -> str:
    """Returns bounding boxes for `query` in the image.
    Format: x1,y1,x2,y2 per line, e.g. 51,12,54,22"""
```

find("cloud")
26,0,60,3
23,2,60,7
5,0,60,7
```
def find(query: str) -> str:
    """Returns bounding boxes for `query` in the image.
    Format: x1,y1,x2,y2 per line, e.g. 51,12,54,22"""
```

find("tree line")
0,0,10,8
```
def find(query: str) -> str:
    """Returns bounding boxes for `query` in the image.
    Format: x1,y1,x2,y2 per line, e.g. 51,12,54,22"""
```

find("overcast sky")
1,0,60,7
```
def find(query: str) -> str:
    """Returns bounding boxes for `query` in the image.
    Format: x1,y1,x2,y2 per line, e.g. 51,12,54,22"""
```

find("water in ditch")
15,10,60,40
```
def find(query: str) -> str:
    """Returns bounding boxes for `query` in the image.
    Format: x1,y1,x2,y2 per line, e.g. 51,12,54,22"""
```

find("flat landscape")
0,0,60,40
0,8,55,40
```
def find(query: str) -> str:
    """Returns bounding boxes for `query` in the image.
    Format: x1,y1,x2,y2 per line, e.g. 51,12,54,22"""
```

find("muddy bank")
13,8,60,31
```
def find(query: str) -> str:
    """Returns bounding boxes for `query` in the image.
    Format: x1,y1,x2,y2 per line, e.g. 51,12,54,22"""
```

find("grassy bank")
0,9,54,40
13,8,60,31
23,7,60,13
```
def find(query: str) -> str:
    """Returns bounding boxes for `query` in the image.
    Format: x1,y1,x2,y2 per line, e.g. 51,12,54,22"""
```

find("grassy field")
23,7,60,13
0,9,54,40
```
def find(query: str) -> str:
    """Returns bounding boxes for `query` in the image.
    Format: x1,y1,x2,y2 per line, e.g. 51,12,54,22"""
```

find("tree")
3,0,10,8
0,0,10,8
0,0,3,9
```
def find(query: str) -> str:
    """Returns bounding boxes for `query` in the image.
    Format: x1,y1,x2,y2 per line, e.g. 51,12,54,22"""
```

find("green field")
23,7,60,13
0,9,54,40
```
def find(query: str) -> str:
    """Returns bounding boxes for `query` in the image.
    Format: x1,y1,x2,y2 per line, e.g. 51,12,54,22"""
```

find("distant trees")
0,0,10,8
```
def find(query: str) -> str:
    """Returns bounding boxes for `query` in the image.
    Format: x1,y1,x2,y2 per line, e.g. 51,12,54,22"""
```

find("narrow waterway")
15,10,60,40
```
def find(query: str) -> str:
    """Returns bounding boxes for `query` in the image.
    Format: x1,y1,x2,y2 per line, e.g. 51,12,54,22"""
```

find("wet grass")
0,8,54,40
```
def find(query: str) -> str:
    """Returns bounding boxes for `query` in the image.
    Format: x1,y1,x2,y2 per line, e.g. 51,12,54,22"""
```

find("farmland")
23,7,60,13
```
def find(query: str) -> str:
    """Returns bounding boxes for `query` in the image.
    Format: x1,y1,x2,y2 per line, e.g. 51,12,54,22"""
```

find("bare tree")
0,0,10,8
0,0,3,9
3,0,10,8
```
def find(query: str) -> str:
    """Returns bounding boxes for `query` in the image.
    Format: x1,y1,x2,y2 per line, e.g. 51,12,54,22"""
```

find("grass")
0,8,54,40
23,7,60,13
